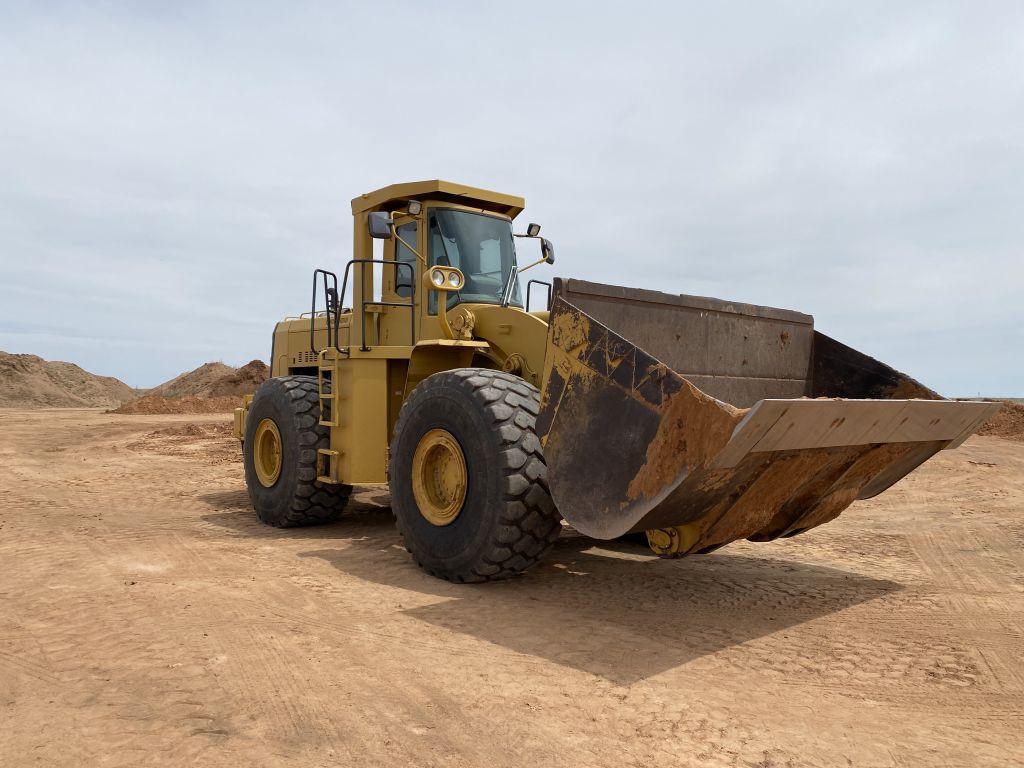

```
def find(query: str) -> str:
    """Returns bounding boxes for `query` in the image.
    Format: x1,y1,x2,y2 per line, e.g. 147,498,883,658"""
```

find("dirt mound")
978,400,1024,442
204,359,268,397
0,351,137,408
147,359,267,398
148,362,232,397
108,359,267,414
112,395,243,414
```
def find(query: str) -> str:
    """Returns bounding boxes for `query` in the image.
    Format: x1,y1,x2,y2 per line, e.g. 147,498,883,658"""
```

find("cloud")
1,1,1021,394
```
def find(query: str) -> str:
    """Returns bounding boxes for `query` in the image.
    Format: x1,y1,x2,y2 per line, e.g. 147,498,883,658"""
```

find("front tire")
389,368,562,582
243,375,351,527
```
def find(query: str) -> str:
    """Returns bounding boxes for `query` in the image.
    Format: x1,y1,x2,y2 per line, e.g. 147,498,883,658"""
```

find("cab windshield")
428,208,522,313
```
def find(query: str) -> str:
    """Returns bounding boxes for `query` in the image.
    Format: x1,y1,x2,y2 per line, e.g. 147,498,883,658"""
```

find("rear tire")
389,368,561,582
243,375,351,527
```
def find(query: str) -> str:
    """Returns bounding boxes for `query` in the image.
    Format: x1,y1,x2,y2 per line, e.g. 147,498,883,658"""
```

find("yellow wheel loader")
235,180,998,582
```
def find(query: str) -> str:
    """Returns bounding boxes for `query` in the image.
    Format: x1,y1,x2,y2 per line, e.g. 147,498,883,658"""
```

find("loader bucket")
536,279,999,554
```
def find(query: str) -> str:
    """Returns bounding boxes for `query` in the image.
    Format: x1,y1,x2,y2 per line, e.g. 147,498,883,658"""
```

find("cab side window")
394,222,417,299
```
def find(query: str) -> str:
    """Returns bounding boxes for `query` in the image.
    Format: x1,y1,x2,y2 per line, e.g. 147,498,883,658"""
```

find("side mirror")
526,223,541,237
368,211,393,239
540,238,555,265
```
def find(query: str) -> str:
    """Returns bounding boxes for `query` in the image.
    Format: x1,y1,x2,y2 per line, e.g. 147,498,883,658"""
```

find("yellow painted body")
237,180,552,485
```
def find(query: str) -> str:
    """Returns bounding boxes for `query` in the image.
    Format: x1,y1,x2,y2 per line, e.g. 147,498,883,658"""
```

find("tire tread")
391,368,561,582
247,375,350,527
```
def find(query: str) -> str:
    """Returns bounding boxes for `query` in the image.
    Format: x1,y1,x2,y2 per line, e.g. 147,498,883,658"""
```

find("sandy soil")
0,409,1021,767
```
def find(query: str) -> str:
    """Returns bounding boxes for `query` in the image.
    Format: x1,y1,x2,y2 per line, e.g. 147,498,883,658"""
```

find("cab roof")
350,180,525,218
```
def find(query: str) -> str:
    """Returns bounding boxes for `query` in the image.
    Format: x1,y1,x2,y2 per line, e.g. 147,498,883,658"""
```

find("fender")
403,339,491,399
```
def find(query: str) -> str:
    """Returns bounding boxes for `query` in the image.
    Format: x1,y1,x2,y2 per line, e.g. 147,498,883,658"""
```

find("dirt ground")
1,409,1021,767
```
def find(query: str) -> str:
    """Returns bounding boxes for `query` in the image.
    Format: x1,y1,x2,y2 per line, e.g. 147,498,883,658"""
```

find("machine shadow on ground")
200,487,394,539
202,486,902,684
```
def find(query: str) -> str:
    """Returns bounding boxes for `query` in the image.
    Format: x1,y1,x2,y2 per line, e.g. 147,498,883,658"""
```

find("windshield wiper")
500,264,518,307
430,215,453,266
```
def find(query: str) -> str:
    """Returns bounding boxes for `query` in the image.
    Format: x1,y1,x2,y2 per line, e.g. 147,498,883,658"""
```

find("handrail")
337,259,416,352
526,279,552,312
310,269,340,354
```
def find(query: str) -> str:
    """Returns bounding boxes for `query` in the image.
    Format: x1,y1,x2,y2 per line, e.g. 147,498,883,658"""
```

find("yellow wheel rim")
411,428,467,526
253,417,283,488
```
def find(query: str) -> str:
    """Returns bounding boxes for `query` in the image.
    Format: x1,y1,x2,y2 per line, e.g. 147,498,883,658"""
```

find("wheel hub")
412,428,467,526
253,417,283,488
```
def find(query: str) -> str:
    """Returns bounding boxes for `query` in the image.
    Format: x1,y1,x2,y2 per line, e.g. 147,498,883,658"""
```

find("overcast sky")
1,2,1021,395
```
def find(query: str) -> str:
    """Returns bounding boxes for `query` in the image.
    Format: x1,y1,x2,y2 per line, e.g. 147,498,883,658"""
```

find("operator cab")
355,180,554,320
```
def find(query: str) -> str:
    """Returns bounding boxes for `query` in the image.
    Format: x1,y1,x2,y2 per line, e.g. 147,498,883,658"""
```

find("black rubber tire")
243,375,351,527
389,368,562,582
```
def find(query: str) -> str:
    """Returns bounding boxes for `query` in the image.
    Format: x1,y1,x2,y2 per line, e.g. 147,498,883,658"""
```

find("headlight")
431,270,445,287
447,272,461,288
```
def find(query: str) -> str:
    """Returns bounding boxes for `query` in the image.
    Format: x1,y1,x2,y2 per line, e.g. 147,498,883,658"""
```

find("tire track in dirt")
909,524,1024,693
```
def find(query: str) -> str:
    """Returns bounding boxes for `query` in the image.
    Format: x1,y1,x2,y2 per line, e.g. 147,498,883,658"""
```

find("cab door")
378,215,419,346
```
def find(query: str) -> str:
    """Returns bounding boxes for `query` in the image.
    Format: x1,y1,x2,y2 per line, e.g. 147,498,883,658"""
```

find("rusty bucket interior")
536,279,999,555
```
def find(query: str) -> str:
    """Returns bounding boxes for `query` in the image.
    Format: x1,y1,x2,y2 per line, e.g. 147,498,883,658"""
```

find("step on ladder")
316,349,342,484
